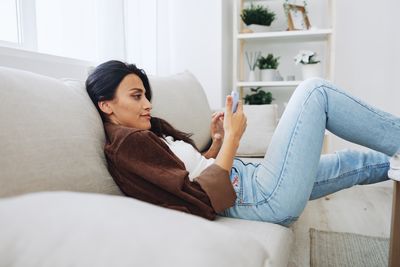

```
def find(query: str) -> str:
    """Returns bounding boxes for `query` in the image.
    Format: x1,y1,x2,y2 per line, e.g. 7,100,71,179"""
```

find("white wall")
167,0,230,109
329,0,400,152
169,0,232,110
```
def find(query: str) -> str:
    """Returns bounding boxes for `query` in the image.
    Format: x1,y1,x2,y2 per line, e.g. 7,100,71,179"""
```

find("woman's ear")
98,101,113,115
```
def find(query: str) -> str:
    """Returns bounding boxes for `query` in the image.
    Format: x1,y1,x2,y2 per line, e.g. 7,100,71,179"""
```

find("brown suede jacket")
103,122,236,220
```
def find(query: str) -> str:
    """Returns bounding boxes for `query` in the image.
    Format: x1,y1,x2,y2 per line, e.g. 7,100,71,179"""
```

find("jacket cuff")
195,164,236,212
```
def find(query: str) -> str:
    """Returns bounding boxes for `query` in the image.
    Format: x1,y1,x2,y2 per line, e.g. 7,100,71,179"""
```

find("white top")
161,136,215,181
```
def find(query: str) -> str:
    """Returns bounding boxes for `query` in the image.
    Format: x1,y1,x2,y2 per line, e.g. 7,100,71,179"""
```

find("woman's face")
101,74,152,130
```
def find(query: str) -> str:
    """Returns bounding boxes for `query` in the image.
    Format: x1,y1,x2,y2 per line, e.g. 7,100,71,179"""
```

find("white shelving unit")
233,0,335,153
237,28,332,40
233,0,335,96
238,80,301,87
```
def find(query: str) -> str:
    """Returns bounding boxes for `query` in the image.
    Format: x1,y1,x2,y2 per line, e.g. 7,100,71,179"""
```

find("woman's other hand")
202,111,225,159
210,111,225,144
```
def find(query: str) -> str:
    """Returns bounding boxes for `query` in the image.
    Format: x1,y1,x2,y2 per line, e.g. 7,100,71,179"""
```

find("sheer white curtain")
123,0,230,109
35,0,125,63
124,0,171,75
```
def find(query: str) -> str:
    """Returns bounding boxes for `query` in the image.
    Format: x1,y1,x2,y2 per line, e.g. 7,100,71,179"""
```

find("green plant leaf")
257,53,280,69
244,88,274,105
241,4,276,26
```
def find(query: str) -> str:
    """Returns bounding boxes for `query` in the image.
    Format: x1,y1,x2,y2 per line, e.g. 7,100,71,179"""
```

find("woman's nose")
145,98,152,110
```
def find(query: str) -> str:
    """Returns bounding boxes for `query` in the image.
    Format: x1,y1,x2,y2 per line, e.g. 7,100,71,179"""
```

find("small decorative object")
286,75,295,81
245,51,261,81
241,3,276,33
244,87,274,105
283,2,311,31
275,71,284,81
257,53,280,81
294,50,322,80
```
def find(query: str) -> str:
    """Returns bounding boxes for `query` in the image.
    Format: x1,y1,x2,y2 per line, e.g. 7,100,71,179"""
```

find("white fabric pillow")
149,71,212,152
236,104,278,157
0,192,269,267
0,67,121,197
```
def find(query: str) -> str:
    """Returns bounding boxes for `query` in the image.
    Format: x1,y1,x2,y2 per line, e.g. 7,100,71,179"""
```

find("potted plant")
257,53,280,81
241,4,276,33
244,87,274,105
294,50,322,80
237,87,278,157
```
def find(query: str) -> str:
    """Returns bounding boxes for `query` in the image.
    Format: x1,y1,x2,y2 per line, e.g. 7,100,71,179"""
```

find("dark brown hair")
85,60,199,151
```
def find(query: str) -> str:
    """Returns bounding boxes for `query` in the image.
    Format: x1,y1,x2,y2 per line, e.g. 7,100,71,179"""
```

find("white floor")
287,180,394,267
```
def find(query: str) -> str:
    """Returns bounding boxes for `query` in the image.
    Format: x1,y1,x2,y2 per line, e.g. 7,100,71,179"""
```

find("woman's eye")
132,94,141,99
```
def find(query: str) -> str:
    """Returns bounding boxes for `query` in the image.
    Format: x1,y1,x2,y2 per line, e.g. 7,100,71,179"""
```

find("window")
0,0,20,44
0,0,125,63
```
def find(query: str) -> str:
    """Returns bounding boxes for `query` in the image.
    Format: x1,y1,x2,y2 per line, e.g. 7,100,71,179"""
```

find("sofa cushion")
0,191,269,267
216,217,293,267
0,67,122,197
236,104,278,157
149,71,212,152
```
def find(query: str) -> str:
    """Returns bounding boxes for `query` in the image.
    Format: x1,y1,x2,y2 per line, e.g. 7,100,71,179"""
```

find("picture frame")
284,4,311,31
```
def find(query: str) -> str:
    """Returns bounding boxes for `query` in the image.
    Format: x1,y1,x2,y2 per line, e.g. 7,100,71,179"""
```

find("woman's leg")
309,149,390,200
255,78,400,222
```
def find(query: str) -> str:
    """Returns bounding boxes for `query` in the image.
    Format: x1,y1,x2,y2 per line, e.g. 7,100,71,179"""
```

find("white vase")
301,63,322,80
260,69,276,81
248,70,257,81
247,24,271,33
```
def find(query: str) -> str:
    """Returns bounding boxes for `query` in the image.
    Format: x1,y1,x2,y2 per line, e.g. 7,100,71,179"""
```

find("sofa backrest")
0,67,212,197
149,71,212,152
0,67,122,197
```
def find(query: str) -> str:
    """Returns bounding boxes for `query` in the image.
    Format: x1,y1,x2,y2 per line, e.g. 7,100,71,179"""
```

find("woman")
86,60,400,227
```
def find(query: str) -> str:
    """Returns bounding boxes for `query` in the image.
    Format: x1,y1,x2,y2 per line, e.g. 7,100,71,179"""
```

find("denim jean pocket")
230,168,243,204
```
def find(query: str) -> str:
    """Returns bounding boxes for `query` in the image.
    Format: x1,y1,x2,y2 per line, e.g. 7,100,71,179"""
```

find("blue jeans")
218,78,400,227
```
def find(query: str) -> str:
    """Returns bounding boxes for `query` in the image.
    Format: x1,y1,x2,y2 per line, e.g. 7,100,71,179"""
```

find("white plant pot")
248,70,257,81
247,24,271,33
301,63,322,80
237,104,278,157
260,69,277,81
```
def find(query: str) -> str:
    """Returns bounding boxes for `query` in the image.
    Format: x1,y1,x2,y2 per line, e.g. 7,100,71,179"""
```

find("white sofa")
0,60,293,267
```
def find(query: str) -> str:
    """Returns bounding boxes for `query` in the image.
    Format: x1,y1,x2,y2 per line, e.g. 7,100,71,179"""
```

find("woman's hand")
210,111,225,144
203,112,225,159
213,96,247,172
223,95,247,143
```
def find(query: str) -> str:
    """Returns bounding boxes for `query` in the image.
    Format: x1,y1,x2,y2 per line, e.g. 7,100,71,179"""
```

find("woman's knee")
297,78,327,94
291,78,328,103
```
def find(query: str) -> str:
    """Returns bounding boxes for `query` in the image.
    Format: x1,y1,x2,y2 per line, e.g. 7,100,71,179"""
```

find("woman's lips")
141,115,151,120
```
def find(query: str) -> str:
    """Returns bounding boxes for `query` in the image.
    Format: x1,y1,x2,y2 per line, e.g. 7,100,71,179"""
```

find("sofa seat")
215,217,293,267
0,191,293,267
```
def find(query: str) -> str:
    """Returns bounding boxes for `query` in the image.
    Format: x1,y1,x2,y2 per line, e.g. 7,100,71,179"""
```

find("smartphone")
231,90,239,113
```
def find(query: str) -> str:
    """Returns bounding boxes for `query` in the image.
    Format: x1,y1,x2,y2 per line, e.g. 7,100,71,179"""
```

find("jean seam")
235,157,260,168
313,162,389,187
323,84,400,130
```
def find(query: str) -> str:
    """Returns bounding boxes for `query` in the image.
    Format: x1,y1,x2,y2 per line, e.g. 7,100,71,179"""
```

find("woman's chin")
143,122,152,130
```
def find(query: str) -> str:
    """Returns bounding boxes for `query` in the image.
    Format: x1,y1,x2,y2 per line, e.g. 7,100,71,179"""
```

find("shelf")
237,81,302,87
237,29,332,42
